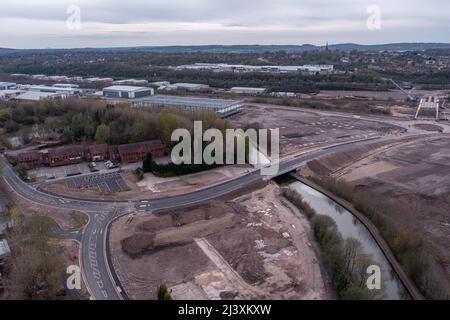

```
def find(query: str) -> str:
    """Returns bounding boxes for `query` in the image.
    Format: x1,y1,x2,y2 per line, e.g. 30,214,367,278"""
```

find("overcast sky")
1,0,449,48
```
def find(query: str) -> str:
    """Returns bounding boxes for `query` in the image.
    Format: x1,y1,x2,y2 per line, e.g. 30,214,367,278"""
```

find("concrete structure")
231,87,267,95
0,82,17,90
0,89,24,100
15,91,65,101
131,95,244,117
415,96,440,120
103,85,154,99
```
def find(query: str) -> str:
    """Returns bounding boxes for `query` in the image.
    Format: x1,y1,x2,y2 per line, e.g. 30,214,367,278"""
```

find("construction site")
109,184,331,300
230,105,405,158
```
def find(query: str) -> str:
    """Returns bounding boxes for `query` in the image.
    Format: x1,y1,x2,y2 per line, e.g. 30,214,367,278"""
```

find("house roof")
117,140,164,155
88,144,108,154
118,142,148,155
48,145,85,158
17,151,43,161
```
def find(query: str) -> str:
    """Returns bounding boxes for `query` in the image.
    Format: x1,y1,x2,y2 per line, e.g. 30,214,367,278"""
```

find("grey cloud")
0,0,449,48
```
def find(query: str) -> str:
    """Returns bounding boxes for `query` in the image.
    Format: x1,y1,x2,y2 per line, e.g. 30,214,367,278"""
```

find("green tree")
142,152,153,173
156,284,172,300
95,124,111,144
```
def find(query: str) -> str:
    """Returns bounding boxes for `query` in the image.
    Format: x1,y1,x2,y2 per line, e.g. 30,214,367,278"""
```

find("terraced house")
15,140,166,168
16,151,44,169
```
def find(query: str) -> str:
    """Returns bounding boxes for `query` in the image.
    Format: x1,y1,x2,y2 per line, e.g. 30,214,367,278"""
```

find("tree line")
0,97,231,148
282,187,382,299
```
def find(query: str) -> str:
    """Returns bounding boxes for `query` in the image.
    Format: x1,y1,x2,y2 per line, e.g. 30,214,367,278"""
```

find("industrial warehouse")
131,95,244,117
102,85,244,117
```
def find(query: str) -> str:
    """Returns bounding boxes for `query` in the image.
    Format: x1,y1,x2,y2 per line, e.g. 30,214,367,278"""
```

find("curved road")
0,129,433,300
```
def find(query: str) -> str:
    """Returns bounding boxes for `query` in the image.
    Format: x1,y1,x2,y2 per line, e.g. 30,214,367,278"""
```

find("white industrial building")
103,85,154,99
0,89,24,100
168,83,210,91
53,83,80,89
0,82,17,90
231,87,267,95
113,79,149,86
131,95,244,118
22,85,81,95
85,77,114,83
15,91,66,101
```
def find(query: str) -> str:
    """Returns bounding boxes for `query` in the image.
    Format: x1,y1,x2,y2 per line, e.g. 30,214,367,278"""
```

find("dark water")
286,179,410,300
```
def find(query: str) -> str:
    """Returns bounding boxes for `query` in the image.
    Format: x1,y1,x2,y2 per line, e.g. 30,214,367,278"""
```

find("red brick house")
117,140,165,163
16,151,44,169
145,140,165,158
117,142,148,163
87,144,109,161
108,145,120,161
15,140,165,168
48,146,85,167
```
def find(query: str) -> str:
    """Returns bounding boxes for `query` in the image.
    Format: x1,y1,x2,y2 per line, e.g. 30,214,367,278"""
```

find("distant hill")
2,43,450,54
0,47,20,54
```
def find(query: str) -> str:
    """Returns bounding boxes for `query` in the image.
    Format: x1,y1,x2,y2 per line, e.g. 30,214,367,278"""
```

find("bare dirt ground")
413,123,444,132
302,135,450,277
110,184,331,300
41,165,252,201
230,106,403,158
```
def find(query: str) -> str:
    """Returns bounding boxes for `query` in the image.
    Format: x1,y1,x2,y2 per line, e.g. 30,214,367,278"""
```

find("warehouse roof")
103,85,151,92
0,81,16,86
15,91,63,101
231,87,267,91
132,94,243,110
48,145,85,158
